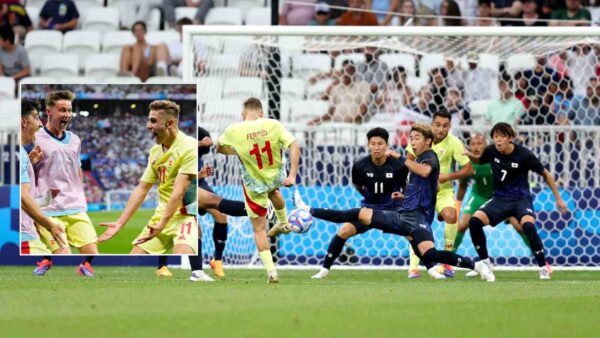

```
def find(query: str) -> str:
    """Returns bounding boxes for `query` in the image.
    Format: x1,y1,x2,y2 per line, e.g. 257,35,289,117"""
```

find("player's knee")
357,208,372,225
468,216,485,229
521,222,535,233
213,211,227,223
422,247,438,261
338,224,357,239
444,210,457,224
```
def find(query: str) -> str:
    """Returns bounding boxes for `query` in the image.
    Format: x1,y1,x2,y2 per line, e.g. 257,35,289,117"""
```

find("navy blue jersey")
198,126,210,170
398,149,439,224
351,156,406,210
480,143,545,201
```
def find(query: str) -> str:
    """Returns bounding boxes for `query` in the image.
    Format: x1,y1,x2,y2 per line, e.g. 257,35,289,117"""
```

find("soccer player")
465,123,567,281
454,133,540,277
20,99,66,256
406,110,473,278
98,100,198,255
289,123,493,281
34,91,98,255
216,97,300,283
306,127,407,279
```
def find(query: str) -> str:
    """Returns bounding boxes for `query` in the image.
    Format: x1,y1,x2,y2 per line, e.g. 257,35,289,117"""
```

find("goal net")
186,26,600,269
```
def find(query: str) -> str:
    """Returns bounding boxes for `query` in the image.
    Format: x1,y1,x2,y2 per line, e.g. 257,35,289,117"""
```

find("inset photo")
19,83,197,255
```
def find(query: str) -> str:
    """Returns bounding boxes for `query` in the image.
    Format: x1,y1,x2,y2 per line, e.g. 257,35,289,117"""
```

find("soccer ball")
288,209,313,234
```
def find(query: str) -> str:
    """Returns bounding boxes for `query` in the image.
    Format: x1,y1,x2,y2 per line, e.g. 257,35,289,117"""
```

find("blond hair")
243,97,263,112
45,90,75,107
411,123,434,141
149,100,180,119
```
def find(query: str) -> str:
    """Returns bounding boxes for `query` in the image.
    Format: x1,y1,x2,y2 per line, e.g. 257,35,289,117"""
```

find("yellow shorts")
436,188,456,214
21,239,52,255
242,185,271,219
134,214,198,254
38,212,97,252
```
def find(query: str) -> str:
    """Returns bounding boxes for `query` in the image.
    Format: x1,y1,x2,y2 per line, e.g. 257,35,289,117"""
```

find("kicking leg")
312,222,359,279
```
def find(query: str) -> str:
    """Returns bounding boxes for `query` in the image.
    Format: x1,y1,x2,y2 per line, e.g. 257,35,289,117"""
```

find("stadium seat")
478,53,500,72
0,77,15,99
222,35,253,54
145,76,183,84
313,122,358,146
306,78,333,99
175,6,197,21
146,31,180,45
41,54,79,78
271,100,290,122
206,54,240,78
63,30,101,70
19,76,55,85
334,53,366,69
57,76,98,84
245,7,270,25
419,53,445,79
205,7,243,25
405,76,427,94
197,76,224,103
506,54,535,74
223,77,262,100
195,36,222,54
379,53,416,76
230,0,266,12
281,78,306,100
147,8,162,32
25,6,40,29
203,100,245,124
85,54,120,81
82,8,120,34
102,31,135,55
104,76,142,84
292,53,331,79
0,99,19,129
24,31,63,74
289,99,329,123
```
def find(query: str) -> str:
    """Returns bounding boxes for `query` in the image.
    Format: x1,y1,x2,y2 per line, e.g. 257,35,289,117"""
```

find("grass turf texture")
1,267,598,338
90,209,154,254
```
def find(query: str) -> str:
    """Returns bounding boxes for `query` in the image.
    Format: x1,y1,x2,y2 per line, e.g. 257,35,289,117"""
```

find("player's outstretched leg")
410,241,444,279
312,223,359,279
156,256,173,277
77,256,94,277
266,190,292,238
190,238,214,282
34,256,52,276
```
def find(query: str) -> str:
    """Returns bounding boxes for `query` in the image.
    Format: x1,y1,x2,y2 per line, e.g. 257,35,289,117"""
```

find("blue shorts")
350,206,402,234
369,208,431,237
479,197,535,226
198,179,214,194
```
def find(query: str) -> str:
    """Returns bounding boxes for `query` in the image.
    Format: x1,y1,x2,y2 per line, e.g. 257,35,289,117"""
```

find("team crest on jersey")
386,173,393,178
437,148,445,157
168,159,173,167
511,163,519,168
178,235,186,240
367,173,374,177
494,158,500,163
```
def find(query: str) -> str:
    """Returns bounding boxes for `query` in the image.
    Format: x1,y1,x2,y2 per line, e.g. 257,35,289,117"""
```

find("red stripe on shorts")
21,241,30,254
242,185,267,217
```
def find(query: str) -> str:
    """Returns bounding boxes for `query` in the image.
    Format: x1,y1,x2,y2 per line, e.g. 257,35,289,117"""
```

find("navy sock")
311,208,360,224
84,256,93,264
468,216,489,260
410,241,434,269
158,256,168,269
217,199,247,217
323,235,347,269
189,239,203,271
423,248,475,270
213,222,228,260
522,222,546,267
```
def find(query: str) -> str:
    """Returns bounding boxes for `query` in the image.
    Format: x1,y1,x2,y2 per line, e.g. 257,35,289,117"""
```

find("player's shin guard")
259,250,276,273
444,222,458,251
522,222,546,267
468,217,489,260
323,235,346,270
422,248,475,270
217,199,247,217
213,222,227,260
158,256,168,269
189,239,203,271
310,208,360,224
274,207,288,224
454,230,466,252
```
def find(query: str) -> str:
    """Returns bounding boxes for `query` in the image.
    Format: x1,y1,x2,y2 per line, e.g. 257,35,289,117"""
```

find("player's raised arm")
98,180,154,242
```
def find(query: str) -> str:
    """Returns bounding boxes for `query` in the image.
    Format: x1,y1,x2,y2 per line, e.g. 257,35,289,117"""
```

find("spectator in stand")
310,60,371,124
377,66,413,113
549,0,591,26
0,3,33,44
114,0,162,29
280,0,318,25
513,0,547,25
39,0,79,33
446,53,497,102
308,2,337,25
565,44,596,96
485,76,525,125
410,86,437,117
428,67,448,107
455,0,478,25
490,0,523,25
415,0,442,26
394,0,417,25
337,0,379,25
439,0,464,25
477,0,499,25
560,77,600,125
522,56,561,97
0,26,30,82
157,17,194,76
163,0,213,27
366,0,400,25
324,0,349,19
119,21,161,82
445,86,471,125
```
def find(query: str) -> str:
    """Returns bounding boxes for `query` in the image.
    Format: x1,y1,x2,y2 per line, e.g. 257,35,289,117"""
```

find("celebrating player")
406,110,473,278
465,123,567,281
98,100,198,255
292,123,493,281
303,127,407,279
216,97,300,283
34,91,98,255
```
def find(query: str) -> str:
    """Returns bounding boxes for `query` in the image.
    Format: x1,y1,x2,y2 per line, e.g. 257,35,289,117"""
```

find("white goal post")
185,26,600,270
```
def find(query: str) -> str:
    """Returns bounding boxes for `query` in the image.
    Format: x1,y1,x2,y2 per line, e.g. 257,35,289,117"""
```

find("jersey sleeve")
140,151,157,184
20,148,30,184
178,145,198,175
351,162,362,186
277,121,296,149
526,148,545,175
198,126,211,156
479,145,493,164
218,126,235,148
452,138,470,167
421,151,439,172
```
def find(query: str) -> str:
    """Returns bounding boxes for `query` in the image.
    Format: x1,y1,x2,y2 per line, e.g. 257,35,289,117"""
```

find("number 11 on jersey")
249,141,273,170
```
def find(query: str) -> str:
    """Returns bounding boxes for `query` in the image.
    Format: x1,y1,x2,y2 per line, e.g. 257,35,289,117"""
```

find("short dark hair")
432,109,452,121
0,26,15,44
367,127,389,143
411,123,434,141
490,122,515,138
478,0,491,6
177,17,194,26
21,100,40,118
132,21,147,32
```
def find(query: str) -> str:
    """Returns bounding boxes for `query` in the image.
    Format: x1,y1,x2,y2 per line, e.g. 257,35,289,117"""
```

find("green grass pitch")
90,209,154,254
1,267,598,338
